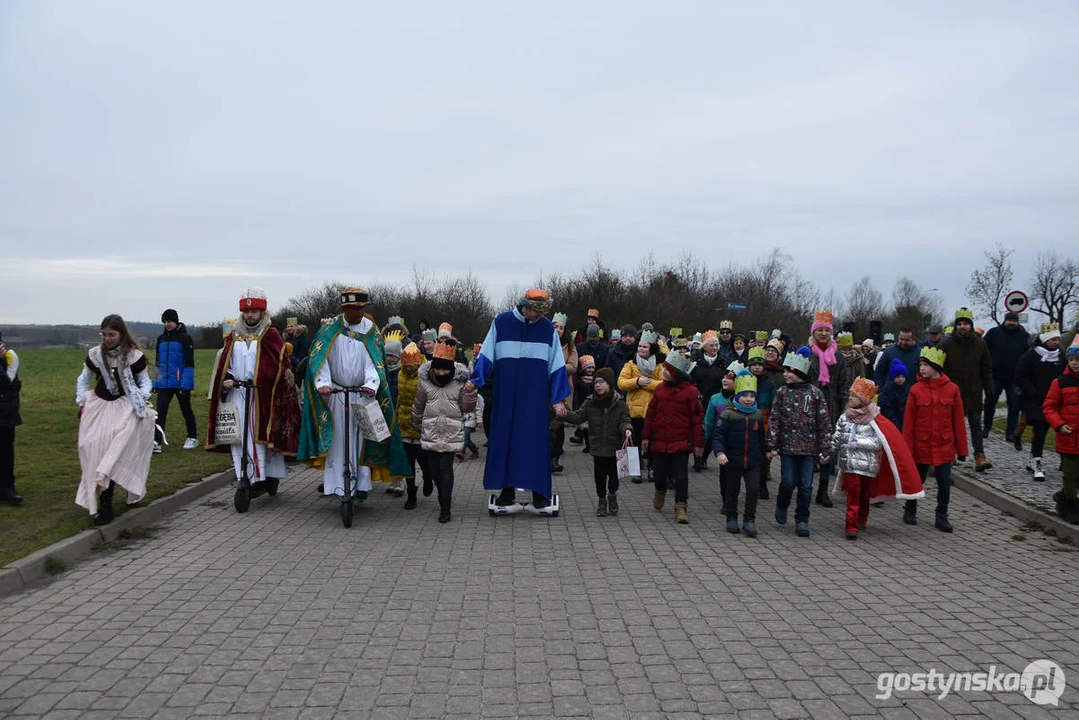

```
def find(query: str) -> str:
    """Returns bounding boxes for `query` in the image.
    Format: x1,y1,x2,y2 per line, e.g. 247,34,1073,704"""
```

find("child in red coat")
642,352,704,524
1043,339,1079,523
902,347,968,533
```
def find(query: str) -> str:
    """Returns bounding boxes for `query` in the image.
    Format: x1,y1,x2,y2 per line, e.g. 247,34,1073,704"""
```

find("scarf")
765,359,784,373
733,397,757,413
811,341,837,386
635,353,657,376
700,353,717,366
90,345,147,419
385,358,402,373
1035,346,1060,363
844,401,880,425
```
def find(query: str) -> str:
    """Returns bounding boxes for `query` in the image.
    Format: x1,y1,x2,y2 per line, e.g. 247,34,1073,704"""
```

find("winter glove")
957,456,967,463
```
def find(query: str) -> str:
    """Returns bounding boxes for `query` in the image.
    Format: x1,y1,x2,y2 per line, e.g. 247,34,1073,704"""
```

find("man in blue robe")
468,289,572,509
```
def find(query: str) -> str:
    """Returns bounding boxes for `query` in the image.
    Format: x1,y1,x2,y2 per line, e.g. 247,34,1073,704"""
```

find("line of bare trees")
966,244,1079,329
259,248,988,349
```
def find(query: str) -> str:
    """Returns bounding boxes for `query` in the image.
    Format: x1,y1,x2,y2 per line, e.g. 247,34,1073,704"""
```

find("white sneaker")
1033,457,1045,481
153,442,163,454
183,437,199,450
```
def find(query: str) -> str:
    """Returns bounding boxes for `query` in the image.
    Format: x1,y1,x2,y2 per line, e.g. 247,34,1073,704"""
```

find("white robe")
228,337,287,484
315,318,381,496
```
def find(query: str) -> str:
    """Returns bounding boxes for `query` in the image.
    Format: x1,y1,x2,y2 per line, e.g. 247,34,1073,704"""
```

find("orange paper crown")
850,377,878,402
587,308,600,319
432,343,457,361
401,342,424,366
813,310,833,327
702,330,718,344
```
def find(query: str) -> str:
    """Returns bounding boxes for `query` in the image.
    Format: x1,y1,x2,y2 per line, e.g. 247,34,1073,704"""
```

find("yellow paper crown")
955,307,974,322
920,346,946,368
734,369,757,396
384,329,407,345
836,332,854,347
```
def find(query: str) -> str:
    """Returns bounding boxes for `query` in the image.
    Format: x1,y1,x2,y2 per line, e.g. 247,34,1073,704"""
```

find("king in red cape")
206,288,301,491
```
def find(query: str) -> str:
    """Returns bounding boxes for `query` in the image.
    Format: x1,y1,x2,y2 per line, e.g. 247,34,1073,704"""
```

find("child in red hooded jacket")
1043,339,1079,523
902,347,968,533
642,352,704,525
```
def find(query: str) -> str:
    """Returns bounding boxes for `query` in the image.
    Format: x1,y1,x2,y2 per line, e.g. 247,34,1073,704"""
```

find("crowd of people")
3,289,1078,533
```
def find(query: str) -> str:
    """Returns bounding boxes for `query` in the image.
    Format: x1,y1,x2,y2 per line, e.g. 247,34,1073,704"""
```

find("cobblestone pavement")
968,421,1069,515
1,440,1078,719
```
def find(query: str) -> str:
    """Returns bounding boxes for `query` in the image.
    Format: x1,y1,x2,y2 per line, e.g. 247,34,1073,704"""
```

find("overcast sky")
2,0,1077,328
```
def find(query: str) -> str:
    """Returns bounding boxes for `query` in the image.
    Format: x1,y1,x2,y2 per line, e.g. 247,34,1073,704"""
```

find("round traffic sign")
1004,290,1029,313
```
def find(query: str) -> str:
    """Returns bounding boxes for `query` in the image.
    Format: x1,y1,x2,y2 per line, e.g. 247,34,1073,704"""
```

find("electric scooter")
331,386,367,528
232,379,279,512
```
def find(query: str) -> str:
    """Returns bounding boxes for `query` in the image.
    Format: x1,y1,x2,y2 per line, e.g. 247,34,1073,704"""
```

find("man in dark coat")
606,324,638,380
981,311,1030,443
576,324,610,369
0,341,22,505
940,308,994,472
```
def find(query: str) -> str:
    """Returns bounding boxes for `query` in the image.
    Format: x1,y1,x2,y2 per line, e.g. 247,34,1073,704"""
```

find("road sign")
727,302,748,310
1004,290,1029,313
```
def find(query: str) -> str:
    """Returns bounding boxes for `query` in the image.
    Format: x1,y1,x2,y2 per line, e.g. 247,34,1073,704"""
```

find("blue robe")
470,308,572,498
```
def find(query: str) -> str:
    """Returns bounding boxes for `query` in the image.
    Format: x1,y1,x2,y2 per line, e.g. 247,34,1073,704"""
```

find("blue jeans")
983,374,1019,438
778,455,815,523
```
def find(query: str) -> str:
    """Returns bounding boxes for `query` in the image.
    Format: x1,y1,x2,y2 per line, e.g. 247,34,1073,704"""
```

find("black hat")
161,309,179,324
1004,311,1020,322
620,324,637,339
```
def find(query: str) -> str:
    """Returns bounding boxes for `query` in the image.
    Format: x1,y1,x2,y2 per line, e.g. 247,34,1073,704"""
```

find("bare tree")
1029,251,1079,329
891,276,943,335
965,244,1014,325
842,276,886,338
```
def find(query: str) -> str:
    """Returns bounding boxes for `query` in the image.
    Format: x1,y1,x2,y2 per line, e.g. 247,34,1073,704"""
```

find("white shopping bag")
353,396,391,442
616,444,641,479
215,401,242,445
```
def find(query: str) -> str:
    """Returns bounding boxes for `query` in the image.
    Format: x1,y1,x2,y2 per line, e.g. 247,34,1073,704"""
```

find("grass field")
0,348,233,566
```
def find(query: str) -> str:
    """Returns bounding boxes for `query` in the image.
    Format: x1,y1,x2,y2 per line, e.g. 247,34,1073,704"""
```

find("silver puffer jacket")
830,414,883,477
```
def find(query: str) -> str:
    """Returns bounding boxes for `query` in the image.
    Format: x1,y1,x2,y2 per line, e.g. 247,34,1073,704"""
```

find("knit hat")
553,312,568,326
783,346,812,379
734,369,757,398
811,310,833,334
641,322,654,332
401,342,424,366
954,307,974,324
861,339,874,349
1068,339,1079,357
620,324,637,340
664,351,695,378
850,377,877,403
339,287,368,308
579,355,595,370
518,288,553,313
384,330,407,359
422,329,438,342
586,324,601,338
883,332,895,342
1004,311,1020,322
438,322,453,339
240,287,267,311
927,323,943,335
731,332,747,344
888,358,908,381
836,332,854,347
747,347,765,366
162,308,180,324
920,346,946,372
726,360,747,375
587,309,600,320
719,320,733,331
640,330,658,345
1041,323,1061,343
594,367,615,388
755,330,768,342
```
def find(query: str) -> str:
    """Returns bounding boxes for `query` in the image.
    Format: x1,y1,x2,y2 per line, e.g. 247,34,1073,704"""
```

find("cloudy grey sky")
2,0,1077,327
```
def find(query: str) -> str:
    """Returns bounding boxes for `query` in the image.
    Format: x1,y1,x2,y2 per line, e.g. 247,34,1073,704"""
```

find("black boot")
94,483,115,526
496,487,517,506
551,458,564,474
1,479,22,506
422,474,433,497
903,500,917,525
935,512,953,533
815,481,833,508
438,498,451,523
404,484,417,510
531,491,549,509
758,481,769,500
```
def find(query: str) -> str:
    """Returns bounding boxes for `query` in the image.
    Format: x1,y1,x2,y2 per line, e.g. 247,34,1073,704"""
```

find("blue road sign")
727,302,748,310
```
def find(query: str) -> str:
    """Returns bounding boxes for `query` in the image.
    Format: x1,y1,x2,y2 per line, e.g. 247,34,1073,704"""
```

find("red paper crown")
432,343,457,361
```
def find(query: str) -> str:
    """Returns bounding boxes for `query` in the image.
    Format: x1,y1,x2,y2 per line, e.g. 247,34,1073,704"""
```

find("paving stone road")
2,439,1078,719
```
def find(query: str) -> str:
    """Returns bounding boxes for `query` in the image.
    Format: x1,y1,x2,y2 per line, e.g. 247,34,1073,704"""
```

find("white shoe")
1033,457,1045,481
153,442,163,454
183,437,199,450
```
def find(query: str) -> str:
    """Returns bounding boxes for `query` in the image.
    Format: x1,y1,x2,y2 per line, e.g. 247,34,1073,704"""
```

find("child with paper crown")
901,346,968,532
831,377,923,539
713,370,769,537
767,347,831,538
703,362,742,511
1043,338,1079,523
396,342,428,509
642,352,704,524
748,347,777,499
